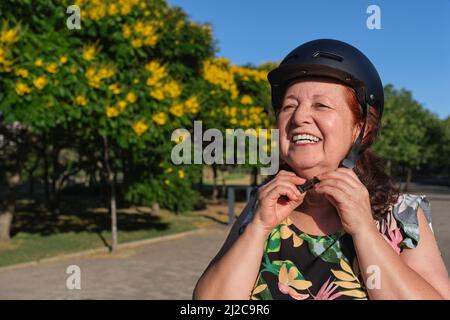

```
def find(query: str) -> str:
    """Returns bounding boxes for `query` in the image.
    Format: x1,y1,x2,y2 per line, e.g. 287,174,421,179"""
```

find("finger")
314,177,354,198
275,174,307,187
262,180,302,200
318,170,359,190
259,170,299,192
277,170,298,177
266,185,302,203
260,175,305,199
314,184,349,205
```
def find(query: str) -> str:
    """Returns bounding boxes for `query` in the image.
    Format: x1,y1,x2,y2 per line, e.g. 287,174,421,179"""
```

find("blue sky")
167,0,450,119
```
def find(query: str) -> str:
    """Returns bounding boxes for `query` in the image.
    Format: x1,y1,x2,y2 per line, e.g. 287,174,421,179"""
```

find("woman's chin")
286,160,320,177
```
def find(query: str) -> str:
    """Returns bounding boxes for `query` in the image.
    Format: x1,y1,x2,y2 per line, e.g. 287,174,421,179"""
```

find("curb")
0,225,226,273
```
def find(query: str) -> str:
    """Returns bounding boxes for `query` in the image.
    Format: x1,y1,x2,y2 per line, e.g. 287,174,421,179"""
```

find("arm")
192,219,269,300
193,171,307,300
315,168,450,300
353,207,450,300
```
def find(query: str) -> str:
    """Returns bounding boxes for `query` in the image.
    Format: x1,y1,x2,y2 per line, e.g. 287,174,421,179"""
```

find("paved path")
0,184,448,299
0,225,230,299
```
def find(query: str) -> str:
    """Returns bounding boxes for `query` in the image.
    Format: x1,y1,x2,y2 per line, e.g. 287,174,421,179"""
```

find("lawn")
0,196,218,268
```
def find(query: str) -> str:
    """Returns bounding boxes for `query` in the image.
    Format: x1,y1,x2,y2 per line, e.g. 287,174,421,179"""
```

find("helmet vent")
313,51,343,62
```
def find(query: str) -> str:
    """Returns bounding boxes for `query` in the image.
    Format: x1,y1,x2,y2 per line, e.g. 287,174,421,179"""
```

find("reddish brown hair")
344,87,399,220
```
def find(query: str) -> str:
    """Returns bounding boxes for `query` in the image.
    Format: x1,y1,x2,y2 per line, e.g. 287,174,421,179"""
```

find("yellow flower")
240,95,253,105
164,179,170,185
108,83,121,94
120,3,132,15
106,106,119,118
185,96,199,113
150,88,164,101
108,3,118,16
59,55,68,64
131,38,142,48
278,263,312,300
133,78,139,84
34,59,44,67
143,35,158,46
134,20,146,34
169,103,184,117
202,59,238,98
132,120,148,137
178,170,185,179
46,63,58,74
87,4,107,20
0,24,20,44
32,77,47,90
15,82,31,96
122,24,132,38
74,95,87,106
126,92,137,103
14,68,29,78
117,100,127,112
165,167,173,173
152,112,167,125
173,130,190,144
145,60,166,74
97,65,115,78
145,61,166,86
162,80,182,98
141,25,156,37
82,43,100,61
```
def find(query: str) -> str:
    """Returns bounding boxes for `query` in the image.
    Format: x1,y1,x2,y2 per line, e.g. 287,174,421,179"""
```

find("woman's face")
277,79,362,178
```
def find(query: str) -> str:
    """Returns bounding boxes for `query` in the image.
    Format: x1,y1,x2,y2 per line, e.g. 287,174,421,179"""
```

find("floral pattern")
246,192,431,300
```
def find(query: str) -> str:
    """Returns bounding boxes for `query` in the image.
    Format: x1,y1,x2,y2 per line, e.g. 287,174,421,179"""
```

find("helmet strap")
339,102,368,169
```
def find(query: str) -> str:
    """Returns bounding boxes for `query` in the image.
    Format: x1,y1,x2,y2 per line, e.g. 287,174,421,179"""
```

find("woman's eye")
282,105,296,110
316,103,331,109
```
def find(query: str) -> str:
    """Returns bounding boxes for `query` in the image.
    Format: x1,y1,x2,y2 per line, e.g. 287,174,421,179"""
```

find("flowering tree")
0,0,276,248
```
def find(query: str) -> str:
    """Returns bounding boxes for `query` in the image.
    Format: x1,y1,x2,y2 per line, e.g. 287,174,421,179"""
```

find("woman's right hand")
251,170,307,235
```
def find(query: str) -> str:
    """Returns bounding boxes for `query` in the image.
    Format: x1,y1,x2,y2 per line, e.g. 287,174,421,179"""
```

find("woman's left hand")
315,168,376,237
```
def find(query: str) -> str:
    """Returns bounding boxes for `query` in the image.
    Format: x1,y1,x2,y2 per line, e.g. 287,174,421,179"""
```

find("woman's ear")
352,122,363,142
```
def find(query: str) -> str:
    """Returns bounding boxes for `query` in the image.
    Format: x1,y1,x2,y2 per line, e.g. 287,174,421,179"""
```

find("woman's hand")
315,168,376,237
252,170,307,236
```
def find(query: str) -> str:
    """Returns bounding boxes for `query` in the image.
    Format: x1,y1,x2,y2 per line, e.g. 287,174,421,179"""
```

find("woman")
193,39,450,300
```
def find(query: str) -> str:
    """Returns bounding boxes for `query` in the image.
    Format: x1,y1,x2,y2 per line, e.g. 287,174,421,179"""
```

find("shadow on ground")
10,195,170,242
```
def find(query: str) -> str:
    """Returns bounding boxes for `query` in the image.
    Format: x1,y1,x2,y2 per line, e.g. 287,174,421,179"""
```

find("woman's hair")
344,86,400,221
271,81,399,221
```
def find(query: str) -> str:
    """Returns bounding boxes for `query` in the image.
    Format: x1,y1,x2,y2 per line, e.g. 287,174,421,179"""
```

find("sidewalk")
0,185,448,299
0,225,230,299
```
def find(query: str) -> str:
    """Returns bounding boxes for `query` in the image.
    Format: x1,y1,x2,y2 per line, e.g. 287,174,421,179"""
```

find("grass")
0,196,214,268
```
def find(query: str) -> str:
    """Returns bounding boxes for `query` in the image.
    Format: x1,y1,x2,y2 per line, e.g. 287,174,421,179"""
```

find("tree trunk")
251,167,258,186
0,171,20,242
43,147,51,210
103,135,118,252
404,167,412,192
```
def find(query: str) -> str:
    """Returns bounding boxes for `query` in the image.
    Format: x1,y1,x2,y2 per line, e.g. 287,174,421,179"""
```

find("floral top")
238,191,432,300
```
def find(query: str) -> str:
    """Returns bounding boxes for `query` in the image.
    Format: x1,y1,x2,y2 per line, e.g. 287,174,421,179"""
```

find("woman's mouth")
291,133,322,146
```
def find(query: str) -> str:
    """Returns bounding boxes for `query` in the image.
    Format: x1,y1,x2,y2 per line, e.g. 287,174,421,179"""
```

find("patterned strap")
238,186,259,236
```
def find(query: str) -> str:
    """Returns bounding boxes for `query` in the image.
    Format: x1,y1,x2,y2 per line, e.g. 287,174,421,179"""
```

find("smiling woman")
193,39,450,300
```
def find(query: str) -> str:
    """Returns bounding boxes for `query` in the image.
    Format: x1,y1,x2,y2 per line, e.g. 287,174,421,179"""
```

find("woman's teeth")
292,134,321,144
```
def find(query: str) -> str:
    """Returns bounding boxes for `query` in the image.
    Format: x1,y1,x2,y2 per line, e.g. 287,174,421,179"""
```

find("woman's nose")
292,103,314,125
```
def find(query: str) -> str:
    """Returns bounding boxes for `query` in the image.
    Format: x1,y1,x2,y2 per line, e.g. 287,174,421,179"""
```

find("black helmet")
267,39,384,169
